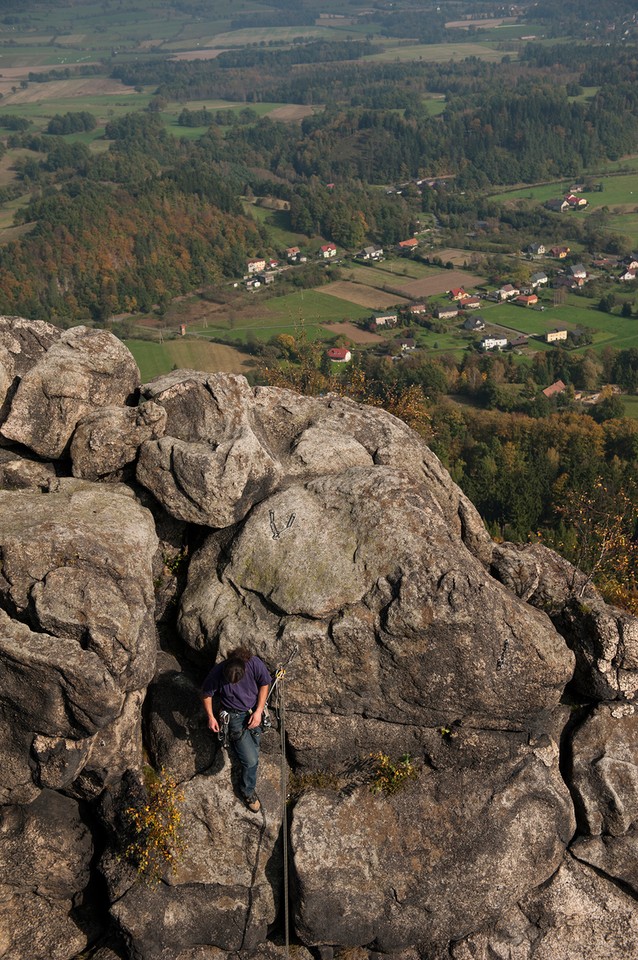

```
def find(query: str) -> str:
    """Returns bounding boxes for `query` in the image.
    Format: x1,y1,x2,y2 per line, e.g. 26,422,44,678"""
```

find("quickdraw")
261,644,299,731
218,709,230,749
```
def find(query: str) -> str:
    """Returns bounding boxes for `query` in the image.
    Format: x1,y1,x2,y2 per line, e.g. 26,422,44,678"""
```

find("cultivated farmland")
319,281,410,310
396,271,486,298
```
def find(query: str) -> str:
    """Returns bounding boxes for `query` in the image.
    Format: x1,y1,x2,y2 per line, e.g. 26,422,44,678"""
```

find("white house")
247,258,266,275
481,336,508,351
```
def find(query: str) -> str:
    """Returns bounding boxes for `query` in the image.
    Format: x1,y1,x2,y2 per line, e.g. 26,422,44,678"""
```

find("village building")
397,338,416,351
327,347,351,363
370,313,398,328
449,287,467,301
247,258,267,275
516,293,538,307
565,194,588,208
498,283,520,300
320,243,337,259
397,237,419,252
554,274,585,290
568,263,587,279
460,295,481,309
408,303,427,316
358,244,384,261
542,379,567,398
435,306,459,320
550,246,570,259
546,329,568,343
481,336,508,351
510,334,529,348
546,198,569,213
285,246,300,260
527,243,546,256
531,271,549,287
462,316,485,331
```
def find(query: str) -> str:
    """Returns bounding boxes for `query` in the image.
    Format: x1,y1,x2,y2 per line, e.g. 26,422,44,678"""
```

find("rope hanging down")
266,644,298,958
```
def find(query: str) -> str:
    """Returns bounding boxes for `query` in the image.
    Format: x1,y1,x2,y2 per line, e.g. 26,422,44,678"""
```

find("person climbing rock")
201,646,271,813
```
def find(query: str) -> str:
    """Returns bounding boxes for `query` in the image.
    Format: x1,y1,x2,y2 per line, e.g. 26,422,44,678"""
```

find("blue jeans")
227,711,261,798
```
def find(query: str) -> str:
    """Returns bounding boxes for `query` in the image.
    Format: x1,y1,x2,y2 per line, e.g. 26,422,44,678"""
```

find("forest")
3,0,638,602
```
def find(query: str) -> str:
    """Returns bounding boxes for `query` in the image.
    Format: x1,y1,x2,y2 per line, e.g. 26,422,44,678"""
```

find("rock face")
0,319,636,960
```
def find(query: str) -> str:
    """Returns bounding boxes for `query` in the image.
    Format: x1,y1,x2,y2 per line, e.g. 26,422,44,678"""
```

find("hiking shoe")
244,794,261,813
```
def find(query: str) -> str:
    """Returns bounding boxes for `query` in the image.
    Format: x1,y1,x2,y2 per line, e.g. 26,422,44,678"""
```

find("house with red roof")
327,347,351,362
542,379,567,398
320,243,337,259
516,294,539,307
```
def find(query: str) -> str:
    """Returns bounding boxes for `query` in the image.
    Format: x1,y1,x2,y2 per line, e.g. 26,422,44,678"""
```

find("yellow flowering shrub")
122,767,186,883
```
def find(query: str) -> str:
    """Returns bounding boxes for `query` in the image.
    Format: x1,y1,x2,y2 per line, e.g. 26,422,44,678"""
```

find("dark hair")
223,647,251,684
223,658,246,684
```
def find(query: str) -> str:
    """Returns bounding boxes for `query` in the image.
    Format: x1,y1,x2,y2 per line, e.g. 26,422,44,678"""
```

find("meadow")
125,337,256,383
364,41,513,63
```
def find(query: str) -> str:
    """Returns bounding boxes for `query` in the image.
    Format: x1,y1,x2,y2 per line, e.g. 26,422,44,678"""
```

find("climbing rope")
267,646,298,956
279,669,290,958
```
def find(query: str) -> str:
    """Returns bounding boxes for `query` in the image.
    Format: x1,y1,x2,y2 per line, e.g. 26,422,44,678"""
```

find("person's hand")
208,715,219,733
248,709,262,729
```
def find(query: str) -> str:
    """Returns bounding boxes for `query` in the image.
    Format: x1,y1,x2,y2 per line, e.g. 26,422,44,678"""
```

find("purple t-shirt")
202,656,271,712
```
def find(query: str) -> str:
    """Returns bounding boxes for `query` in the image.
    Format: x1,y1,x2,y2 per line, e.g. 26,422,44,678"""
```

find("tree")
548,476,638,608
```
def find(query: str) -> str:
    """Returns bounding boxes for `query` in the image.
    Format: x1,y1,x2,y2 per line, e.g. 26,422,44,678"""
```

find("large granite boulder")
71,401,167,481
290,735,573,953
492,542,638,701
0,326,140,458
110,753,284,959
0,789,93,960
136,371,283,526
0,315,60,426
0,483,158,802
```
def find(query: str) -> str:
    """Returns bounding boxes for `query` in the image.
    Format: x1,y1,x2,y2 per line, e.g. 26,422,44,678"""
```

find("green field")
242,203,309,250
125,337,256,383
493,172,638,211
620,394,638,419
351,258,444,282
364,41,513,63
261,289,371,326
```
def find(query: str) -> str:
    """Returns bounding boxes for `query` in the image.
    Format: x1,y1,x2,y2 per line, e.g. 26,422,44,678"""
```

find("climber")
201,646,271,813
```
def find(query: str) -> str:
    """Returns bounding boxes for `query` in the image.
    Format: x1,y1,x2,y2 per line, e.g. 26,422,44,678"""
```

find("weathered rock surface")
136,371,283,526
0,483,158,801
71,401,167,480
0,316,60,426
291,746,573,952
1,322,637,960
179,469,574,731
1,326,140,458
0,789,93,960
0,446,57,489
493,540,638,701
111,754,283,958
